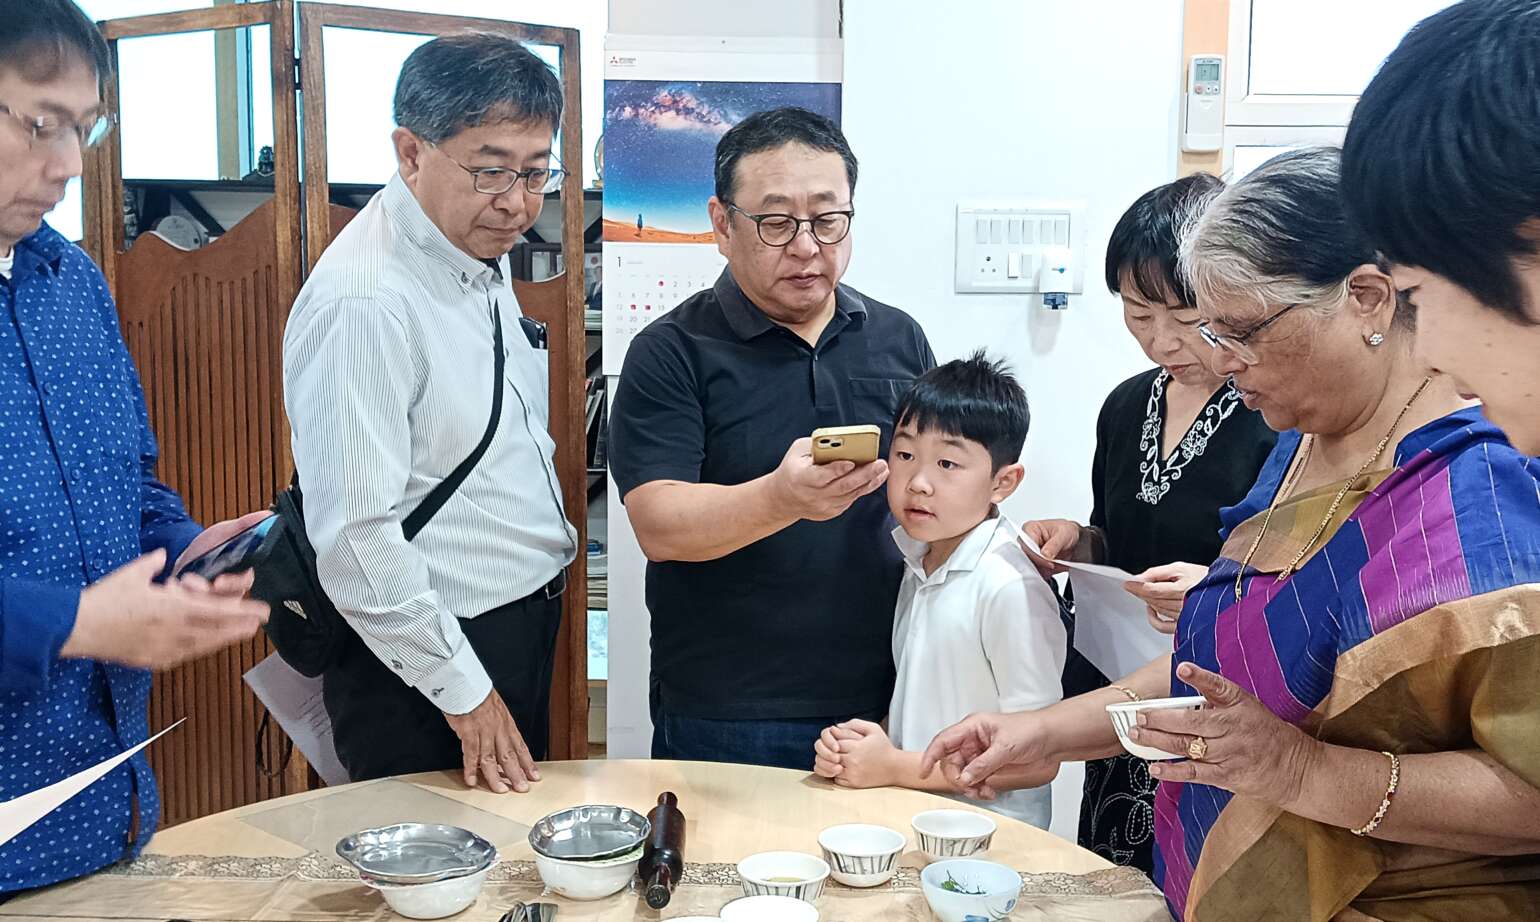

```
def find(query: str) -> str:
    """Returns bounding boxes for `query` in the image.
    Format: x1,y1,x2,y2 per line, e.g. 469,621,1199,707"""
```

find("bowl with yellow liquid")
735,851,829,902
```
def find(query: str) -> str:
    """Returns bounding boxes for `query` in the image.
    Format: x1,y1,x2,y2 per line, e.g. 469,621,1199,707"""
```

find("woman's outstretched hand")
920,710,1053,801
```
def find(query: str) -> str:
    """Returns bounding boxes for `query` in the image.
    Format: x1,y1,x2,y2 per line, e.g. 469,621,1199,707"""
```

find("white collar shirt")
283,173,578,716
889,513,1067,828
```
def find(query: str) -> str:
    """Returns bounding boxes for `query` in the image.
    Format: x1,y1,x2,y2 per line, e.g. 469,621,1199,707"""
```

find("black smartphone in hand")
174,514,281,581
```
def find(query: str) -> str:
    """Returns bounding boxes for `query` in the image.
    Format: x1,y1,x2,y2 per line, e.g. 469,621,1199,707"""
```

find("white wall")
840,0,1183,839
841,0,1182,523
608,0,838,39
605,0,1186,842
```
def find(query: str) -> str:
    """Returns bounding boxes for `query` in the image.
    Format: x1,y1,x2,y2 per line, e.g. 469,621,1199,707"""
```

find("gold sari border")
1316,584,1540,727
1185,584,1540,919
1185,796,1283,916
1220,472,1392,576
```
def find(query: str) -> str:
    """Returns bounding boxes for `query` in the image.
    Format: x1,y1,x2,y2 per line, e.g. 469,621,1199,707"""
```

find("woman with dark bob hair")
1024,173,1276,874
922,147,1540,921
1341,0,1540,455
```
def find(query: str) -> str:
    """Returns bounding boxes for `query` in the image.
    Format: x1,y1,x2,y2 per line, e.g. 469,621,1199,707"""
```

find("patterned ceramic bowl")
1106,695,1207,760
911,809,996,863
735,851,829,902
920,858,1022,922
817,824,906,887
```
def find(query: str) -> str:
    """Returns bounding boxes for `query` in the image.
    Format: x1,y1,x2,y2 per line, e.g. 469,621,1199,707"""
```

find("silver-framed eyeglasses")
725,202,854,247
0,102,115,151
1198,301,1304,365
433,144,566,195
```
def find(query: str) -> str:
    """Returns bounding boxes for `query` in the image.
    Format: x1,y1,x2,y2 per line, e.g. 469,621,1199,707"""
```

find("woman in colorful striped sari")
921,148,1540,921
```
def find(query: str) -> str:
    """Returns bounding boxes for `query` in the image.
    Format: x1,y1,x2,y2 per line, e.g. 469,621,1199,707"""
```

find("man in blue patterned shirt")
0,0,269,896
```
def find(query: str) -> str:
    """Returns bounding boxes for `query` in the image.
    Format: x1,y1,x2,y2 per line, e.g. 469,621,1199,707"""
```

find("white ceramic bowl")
720,894,820,922
366,865,491,919
817,823,906,887
532,845,642,900
920,858,1023,922
911,809,996,863
1106,695,1207,760
735,850,829,902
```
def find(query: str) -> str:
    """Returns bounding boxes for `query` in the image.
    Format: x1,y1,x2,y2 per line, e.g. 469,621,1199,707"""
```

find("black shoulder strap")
402,305,505,541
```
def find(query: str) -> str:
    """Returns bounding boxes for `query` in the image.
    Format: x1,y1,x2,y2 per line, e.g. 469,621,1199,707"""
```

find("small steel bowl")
528,804,650,861
337,823,497,885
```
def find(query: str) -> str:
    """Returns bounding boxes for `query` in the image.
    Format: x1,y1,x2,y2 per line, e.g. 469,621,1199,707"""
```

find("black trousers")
323,581,565,783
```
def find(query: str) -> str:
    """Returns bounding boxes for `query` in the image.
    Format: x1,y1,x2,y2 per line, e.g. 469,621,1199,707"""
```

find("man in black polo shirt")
609,107,935,769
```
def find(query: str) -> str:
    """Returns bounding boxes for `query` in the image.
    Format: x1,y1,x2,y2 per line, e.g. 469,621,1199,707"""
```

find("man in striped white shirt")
283,33,577,794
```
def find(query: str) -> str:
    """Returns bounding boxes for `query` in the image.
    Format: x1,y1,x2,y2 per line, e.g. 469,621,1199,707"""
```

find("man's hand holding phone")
771,436,888,523
62,549,268,671
173,511,278,582
58,512,276,671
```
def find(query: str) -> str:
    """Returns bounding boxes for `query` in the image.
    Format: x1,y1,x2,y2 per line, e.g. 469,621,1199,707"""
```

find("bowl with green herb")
919,858,1022,921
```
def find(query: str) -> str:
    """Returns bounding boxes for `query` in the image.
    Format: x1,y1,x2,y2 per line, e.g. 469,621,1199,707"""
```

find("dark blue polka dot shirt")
0,222,203,894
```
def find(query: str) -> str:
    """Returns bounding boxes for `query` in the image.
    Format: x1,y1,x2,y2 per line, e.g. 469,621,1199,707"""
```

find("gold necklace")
1234,376,1433,602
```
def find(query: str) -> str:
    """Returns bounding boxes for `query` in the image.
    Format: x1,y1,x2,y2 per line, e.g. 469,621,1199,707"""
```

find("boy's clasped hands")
814,720,901,788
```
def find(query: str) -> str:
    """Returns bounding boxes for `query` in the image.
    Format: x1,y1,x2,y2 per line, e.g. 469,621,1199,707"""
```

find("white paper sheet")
243,653,350,787
1015,528,1174,679
0,719,184,848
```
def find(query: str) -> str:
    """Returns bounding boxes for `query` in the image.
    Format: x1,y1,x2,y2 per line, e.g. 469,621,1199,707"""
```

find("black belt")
527,569,567,602
470,571,566,622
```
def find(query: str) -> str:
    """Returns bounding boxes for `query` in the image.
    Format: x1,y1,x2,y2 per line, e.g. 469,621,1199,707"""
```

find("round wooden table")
3,761,1169,922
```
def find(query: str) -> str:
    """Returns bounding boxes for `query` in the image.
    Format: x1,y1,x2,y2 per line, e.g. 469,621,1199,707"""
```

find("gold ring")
1187,736,1209,761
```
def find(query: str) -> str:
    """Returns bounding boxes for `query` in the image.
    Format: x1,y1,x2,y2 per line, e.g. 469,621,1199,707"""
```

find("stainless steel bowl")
337,823,497,885
528,804,650,861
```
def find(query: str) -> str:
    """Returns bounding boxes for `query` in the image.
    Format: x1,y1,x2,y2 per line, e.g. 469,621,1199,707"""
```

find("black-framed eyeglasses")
725,202,854,247
431,143,566,195
0,102,115,151
1198,301,1303,365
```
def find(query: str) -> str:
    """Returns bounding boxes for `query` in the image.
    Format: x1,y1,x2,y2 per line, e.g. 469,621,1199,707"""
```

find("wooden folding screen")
83,3,309,825
297,4,589,760
84,3,302,305
81,2,589,827
114,202,299,820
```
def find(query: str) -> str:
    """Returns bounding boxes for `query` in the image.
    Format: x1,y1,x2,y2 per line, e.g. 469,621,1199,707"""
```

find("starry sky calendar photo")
602,79,843,243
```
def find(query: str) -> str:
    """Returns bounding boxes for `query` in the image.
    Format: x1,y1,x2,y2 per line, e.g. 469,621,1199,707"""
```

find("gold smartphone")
811,425,882,465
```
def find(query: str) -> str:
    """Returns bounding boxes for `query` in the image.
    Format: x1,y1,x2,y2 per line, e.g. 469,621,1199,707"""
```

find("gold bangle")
1109,685,1140,703
1350,751,1400,837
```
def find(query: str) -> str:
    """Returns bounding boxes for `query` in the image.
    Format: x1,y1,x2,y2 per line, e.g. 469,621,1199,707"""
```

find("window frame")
1220,125,1345,177
1224,0,1360,131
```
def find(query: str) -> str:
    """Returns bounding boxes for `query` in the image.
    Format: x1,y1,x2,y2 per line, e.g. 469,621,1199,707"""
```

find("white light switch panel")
955,201,1087,294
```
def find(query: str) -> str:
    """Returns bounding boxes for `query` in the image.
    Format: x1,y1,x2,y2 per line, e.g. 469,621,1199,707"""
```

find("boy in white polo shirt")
813,351,1066,828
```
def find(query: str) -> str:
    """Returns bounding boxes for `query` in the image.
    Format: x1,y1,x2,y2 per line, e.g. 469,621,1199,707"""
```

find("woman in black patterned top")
1022,175,1276,874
